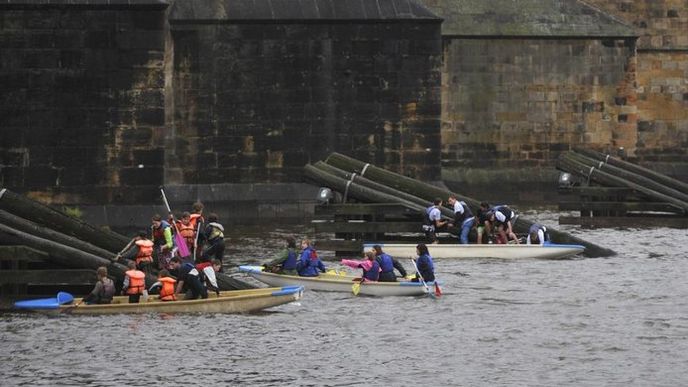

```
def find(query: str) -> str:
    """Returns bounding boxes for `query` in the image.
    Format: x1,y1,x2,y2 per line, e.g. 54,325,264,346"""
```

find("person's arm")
267,249,289,267
392,259,408,277
80,281,103,304
120,245,139,261
122,275,130,294
317,260,326,273
175,280,185,294
163,227,173,249
537,230,545,245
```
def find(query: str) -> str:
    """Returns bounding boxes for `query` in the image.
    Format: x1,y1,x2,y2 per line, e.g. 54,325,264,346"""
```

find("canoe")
364,242,585,260
239,265,430,297
14,286,304,315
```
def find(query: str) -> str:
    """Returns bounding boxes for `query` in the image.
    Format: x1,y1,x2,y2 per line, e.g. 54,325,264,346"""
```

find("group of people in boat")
424,195,550,245
264,237,435,284
81,201,227,305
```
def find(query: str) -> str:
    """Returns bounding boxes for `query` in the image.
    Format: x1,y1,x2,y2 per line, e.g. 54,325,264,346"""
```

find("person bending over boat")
422,198,449,244
168,257,208,299
118,231,154,274
195,259,222,296
489,205,519,244
526,223,550,245
264,236,298,275
447,194,475,245
199,213,225,269
296,239,326,277
474,202,492,244
412,244,435,283
122,260,147,303
372,245,407,282
78,267,115,305
148,270,177,301
151,214,175,270
342,251,380,282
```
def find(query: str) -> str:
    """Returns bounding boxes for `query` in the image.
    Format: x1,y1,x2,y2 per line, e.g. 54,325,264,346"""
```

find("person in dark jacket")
169,257,207,299
265,236,298,275
412,243,435,283
79,266,115,305
296,239,326,277
200,213,225,267
372,245,407,282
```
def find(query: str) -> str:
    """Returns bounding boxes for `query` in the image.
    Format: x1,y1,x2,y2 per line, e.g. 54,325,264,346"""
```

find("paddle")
352,279,362,296
160,187,191,259
410,258,437,299
113,237,136,262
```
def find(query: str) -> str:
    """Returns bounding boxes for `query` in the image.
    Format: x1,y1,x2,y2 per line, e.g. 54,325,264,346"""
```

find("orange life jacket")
159,277,177,301
125,269,146,295
189,213,204,230
176,221,196,245
135,239,154,265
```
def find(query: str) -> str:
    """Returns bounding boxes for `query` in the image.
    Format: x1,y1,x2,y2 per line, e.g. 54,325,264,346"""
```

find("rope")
605,154,610,163
587,166,595,185
342,173,357,203
361,163,370,176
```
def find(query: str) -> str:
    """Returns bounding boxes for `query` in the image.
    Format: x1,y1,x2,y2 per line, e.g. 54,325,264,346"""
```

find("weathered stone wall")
440,37,635,200
586,0,688,176
0,1,167,204
167,21,442,183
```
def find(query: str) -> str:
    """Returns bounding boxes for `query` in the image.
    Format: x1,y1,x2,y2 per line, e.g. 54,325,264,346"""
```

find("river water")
2,211,688,386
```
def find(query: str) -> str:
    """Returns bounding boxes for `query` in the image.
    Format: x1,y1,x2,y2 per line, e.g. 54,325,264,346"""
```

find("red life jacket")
135,239,154,265
125,269,146,295
159,277,177,301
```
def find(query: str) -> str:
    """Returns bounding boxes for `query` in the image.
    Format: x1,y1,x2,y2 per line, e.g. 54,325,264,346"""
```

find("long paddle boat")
239,265,430,297
14,286,304,315
364,242,585,260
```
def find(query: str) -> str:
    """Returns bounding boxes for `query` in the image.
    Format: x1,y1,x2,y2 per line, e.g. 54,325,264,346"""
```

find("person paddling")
412,243,435,283
342,251,380,282
296,239,326,277
264,236,298,275
372,245,407,282
78,266,115,305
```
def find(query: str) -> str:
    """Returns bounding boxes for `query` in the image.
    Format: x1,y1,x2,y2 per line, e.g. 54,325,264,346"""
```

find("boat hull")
240,266,429,297
17,287,303,315
364,243,585,260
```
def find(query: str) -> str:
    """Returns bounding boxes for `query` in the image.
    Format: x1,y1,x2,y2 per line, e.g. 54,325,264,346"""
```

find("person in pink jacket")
341,251,380,282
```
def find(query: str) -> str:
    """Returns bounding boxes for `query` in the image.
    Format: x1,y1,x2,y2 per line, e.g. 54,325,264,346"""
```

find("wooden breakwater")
556,149,688,228
305,153,615,258
0,188,253,307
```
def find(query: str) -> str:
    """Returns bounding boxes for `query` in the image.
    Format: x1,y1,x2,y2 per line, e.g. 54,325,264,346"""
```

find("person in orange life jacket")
118,231,154,274
423,198,449,244
199,213,225,269
151,214,175,270
264,236,298,275
526,223,550,245
189,201,205,260
148,269,177,301
175,212,196,254
475,202,492,244
372,245,407,282
168,257,208,299
194,258,223,296
412,243,435,283
488,205,519,244
79,266,115,305
296,239,326,277
121,260,146,303
342,251,380,282
447,194,475,245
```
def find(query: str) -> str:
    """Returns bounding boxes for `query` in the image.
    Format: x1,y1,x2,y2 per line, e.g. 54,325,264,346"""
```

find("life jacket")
100,278,115,303
376,253,395,273
176,221,196,245
283,249,298,270
454,201,474,225
528,223,550,243
297,247,324,277
189,213,204,230
493,206,514,225
159,277,177,301
206,222,224,242
417,254,435,282
151,221,171,245
125,269,146,295
135,239,154,264
362,260,380,281
423,206,434,226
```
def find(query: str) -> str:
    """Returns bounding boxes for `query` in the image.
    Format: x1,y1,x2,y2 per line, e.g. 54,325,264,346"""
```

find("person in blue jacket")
265,236,298,275
372,245,407,282
296,239,326,277
412,243,435,283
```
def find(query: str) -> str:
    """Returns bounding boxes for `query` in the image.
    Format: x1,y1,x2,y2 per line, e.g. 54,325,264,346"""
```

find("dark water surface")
2,212,688,386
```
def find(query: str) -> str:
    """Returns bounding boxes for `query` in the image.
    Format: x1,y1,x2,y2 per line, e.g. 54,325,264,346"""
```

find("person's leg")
460,219,474,244
476,226,484,244
128,294,140,304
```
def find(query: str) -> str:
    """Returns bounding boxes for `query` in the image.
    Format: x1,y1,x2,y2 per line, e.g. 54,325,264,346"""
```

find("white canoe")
239,266,430,297
364,242,585,260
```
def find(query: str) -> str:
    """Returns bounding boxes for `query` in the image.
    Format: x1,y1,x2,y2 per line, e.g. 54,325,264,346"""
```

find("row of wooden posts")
304,153,616,258
556,149,688,228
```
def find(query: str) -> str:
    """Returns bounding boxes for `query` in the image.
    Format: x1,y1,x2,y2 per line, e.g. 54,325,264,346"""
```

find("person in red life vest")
296,239,326,277
121,260,146,303
148,269,177,301
199,213,225,268
189,201,205,261
175,212,196,255
341,251,380,282
151,214,175,270
78,267,115,305
118,231,154,274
